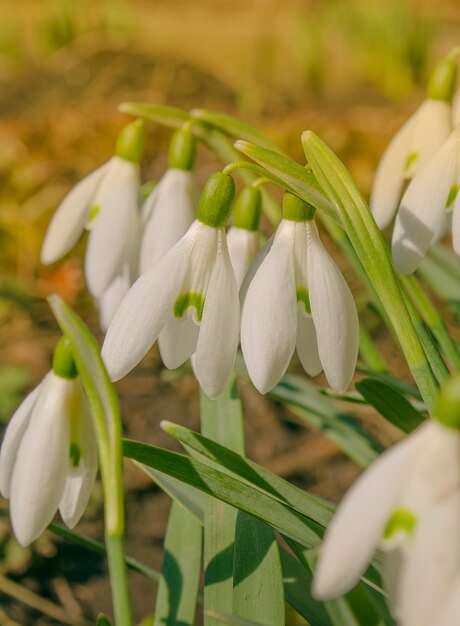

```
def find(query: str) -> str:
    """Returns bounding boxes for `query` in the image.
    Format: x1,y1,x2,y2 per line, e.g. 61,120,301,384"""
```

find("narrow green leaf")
191,109,281,151
160,421,333,527
48,523,160,581
233,514,285,626
234,140,339,224
269,374,383,468
200,374,245,626
204,610,265,626
154,501,202,626
356,367,422,400
355,379,425,433
119,103,188,128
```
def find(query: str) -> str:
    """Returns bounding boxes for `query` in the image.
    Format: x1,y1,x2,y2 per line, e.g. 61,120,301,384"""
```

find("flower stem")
106,535,133,626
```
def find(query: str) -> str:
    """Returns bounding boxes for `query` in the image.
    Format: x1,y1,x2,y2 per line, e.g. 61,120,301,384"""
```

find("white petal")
140,169,196,273
59,388,98,528
312,424,427,600
296,313,322,377
226,227,260,289
452,191,460,255
102,233,191,381
307,222,359,392
392,138,457,274
85,159,140,297
0,383,42,498
194,230,240,398
41,161,110,264
409,99,452,175
97,266,131,333
370,114,416,229
158,315,199,369
382,548,404,621
453,88,460,127
397,491,460,626
241,221,297,394
438,576,460,626
239,235,274,305
9,374,71,546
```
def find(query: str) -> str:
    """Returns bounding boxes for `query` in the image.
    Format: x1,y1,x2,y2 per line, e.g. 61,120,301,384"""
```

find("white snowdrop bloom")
241,193,359,394
140,129,197,273
370,59,456,229
452,85,460,127
0,339,97,546
102,172,240,399
41,121,144,328
313,416,460,626
392,123,460,273
226,185,262,289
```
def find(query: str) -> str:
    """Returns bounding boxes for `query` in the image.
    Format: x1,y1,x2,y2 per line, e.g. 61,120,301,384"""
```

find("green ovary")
296,287,311,315
174,292,205,322
383,509,417,539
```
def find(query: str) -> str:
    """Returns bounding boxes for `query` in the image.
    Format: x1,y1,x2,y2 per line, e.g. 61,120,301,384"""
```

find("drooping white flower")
226,185,262,289
140,129,197,274
241,193,359,394
0,339,97,546
392,123,460,273
312,417,460,626
41,121,144,329
370,59,456,229
102,172,240,399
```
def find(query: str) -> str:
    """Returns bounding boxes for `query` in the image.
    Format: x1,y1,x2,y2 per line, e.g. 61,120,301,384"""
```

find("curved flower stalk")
392,123,460,273
102,172,240,399
241,192,359,394
140,128,197,274
0,338,97,546
370,58,456,229
41,121,145,330
313,374,460,626
227,185,262,289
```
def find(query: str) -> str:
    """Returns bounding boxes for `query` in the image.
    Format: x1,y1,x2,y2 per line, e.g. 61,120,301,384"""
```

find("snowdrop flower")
241,193,359,394
370,58,456,229
140,129,197,273
0,338,97,546
227,185,262,289
392,123,460,273
102,172,240,399
313,391,460,626
41,120,145,330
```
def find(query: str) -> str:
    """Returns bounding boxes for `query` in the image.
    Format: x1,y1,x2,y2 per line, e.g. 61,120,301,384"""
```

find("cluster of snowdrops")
2,51,460,626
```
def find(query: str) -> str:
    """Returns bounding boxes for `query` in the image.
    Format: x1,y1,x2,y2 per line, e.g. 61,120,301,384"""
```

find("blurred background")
0,0,459,624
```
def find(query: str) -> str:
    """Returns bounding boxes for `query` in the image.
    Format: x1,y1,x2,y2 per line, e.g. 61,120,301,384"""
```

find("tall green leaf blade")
154,501,202,626
119,103,188,128
233,514,285,626
355,379,425,433
270,374,383,467
160,421,333,527
200,374,245,626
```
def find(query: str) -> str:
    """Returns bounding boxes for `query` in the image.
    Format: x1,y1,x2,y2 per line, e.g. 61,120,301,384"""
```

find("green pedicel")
426,59,457,102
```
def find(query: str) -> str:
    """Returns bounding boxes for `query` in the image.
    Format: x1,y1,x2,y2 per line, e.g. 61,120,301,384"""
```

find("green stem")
358,325,388,373
106,535,133,626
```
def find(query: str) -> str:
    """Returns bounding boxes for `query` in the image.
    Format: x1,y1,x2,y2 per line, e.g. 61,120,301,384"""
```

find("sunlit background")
0,0,459,624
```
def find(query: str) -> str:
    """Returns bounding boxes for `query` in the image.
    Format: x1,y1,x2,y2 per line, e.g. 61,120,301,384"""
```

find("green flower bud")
115,120,145,163
233,186,262,231
53,336,78,380
434,372,460,430
282,192,316,222
426,59,457,102
168,129,196,171
197,172,235,228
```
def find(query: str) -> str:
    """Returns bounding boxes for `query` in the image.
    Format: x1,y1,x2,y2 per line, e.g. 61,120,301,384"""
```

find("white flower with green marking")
41,121,144,330
102,172,240,399
0,339,97,547
241,193,359,394
392,123,460,273
371,59,456,229
313,418,460,626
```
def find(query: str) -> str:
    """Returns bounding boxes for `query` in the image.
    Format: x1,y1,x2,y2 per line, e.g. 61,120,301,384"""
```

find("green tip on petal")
383,509,417,539
233,186,262,231
174,291,205,322
168,129,196,171
282,192,316,222
115,119,145,163
53,336,78,379
197,172,235,228
435,372,460,429
426,59,457,102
